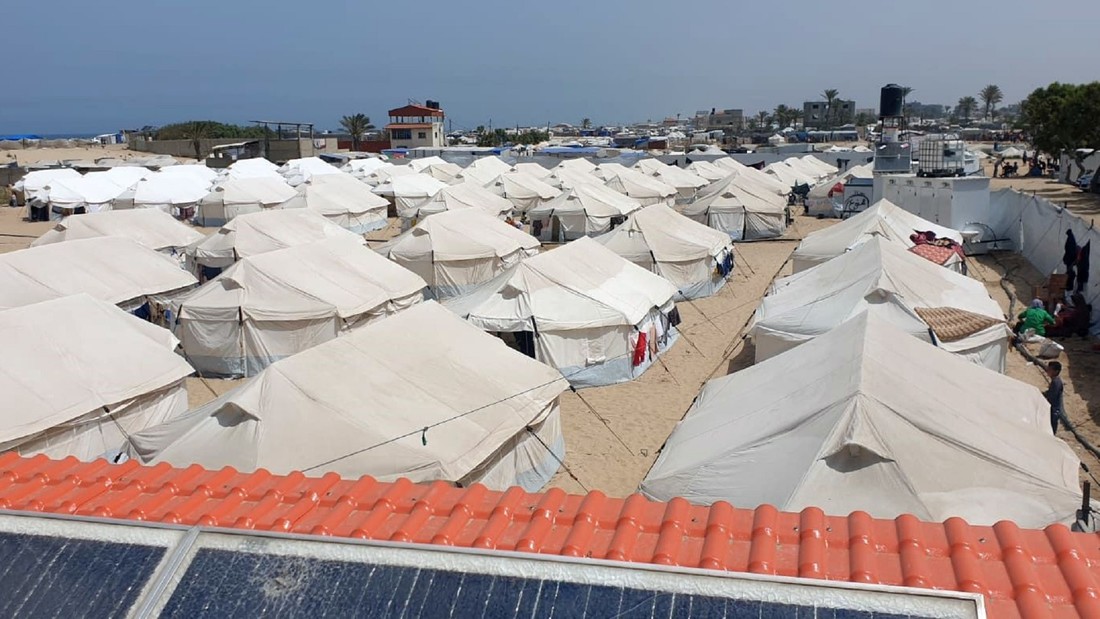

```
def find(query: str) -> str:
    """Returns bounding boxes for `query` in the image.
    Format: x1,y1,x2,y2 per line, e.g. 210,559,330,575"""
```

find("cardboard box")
1049,273,1068,291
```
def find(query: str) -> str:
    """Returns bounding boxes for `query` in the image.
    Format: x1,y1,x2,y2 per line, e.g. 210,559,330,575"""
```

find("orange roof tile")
1,452,1099,619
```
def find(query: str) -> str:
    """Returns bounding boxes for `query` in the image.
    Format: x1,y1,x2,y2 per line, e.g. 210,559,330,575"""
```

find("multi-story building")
804,99,855,128
706,108,744,131
385,101,445,149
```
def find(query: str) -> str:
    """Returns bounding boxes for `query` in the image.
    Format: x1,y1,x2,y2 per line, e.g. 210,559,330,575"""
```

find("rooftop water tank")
879,84,905,118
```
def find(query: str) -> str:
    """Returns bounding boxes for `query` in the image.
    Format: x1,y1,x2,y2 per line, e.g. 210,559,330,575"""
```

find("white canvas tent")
544,167,605,190
681,173,788,241
527,184,641,242
178,237,427,376
0,294,193,461
360,163,415,186
372,173,447,211
342,158,391,180
648,165,709,200
751,237,1009,370
14,168,80,199
602,169,677,206
132,301,569,491
443,237,679,388
376,208,540,299
223,158,282,180
808,163,873,200
158,164,219,184
484,171,561,212
792,199,965,273
641,311,1083,528
99,166,151,189
459,156,515,186
31,209,204,262
0,237,197,313
511,162,552,179
800,155,838,176
408,156,448,171
42,175,129,215
279,173,389,233
420,162,463,183
399,181,514,223
279,157,342,186
595,205,734,299
130,173,212,215
685,160,729,182
783,156,830,181
553,158,597,174
764,161,811,188
186,209,365,272
712,158,789,195
195,177,297,227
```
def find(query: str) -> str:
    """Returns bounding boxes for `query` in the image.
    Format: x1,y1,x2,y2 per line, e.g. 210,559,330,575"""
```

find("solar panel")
0,512,983,619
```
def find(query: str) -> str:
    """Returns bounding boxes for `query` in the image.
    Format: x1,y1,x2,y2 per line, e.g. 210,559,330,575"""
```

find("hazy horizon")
4,0,1097,134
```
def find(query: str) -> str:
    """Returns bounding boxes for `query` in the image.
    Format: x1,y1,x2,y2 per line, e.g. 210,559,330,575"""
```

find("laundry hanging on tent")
1077,240,1091,294
632,331,648,366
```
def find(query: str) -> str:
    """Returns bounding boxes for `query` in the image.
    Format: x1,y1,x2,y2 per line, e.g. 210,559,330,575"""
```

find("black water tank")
879,84,904,118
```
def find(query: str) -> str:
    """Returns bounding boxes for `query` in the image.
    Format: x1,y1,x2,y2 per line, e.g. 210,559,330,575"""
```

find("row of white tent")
641,199,1089,528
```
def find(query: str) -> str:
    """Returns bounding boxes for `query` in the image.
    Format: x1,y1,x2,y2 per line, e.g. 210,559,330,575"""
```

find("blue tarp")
0,134,43,141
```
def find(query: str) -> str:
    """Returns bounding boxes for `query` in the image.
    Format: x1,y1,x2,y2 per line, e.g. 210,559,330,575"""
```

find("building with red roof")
385,101,445,149
1,452,1098,618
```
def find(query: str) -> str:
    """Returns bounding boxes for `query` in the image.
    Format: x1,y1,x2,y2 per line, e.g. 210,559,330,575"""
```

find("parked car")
1076,173,1094,190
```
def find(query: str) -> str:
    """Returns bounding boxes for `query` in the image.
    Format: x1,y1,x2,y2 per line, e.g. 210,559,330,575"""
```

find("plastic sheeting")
752,237,1009,371
642,311,1083,528
0,294,192,460
178,237,427,377
131,301,570,491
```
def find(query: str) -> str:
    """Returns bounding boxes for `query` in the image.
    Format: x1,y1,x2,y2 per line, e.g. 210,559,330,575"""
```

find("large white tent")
763,161,812,188
41,175,129,215
595,205,734,299
131,301,569,491
634,160,708,199
681,173,788,241
341,157,391,180
186,209,364,273
685,160,729,182
712,158,789,195
544,167,605,190
157,164,219,185
360,163,415,187
279,156,342,186
511,162,552,179
223,157,282,180
372,173,447,211
0,294,193,461
484,171,561,212
641,311,1083,528
800,155,838,176
553,158,597,174
376,208,540,299
782,156,831,182
14,168,80,199
407,156,448,171
399,181,514,223
178,237,427,377
279,173,389,233
420,161,464,183
527,184,641,242
444,237,679,388
751,237,1009,370
459,156,515,186
0,237,197,313
31,209,204,261
195,177,297,227
601,168,677,206
792,199,965,273
130,173,212,215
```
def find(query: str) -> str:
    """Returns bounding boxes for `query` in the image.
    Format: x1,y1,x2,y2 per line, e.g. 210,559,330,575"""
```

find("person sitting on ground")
1044,361,1064,434
1047,293,1092,338
1015,298,1056,337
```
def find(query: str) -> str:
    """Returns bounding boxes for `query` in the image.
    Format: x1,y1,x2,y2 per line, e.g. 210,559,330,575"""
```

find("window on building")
418,132,426,139
391,129,412,140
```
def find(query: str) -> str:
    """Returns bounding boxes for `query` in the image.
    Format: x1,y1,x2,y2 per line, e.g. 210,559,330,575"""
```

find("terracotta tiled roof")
1,452,1099,619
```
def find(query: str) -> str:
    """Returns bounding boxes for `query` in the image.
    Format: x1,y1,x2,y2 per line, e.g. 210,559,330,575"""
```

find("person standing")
1064,230,1079,293
1044,361,1064,434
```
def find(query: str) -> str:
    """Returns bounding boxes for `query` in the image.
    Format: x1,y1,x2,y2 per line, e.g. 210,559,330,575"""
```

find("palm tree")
182,121,214,161
581,118,592,130
821,88,840,128
756,110,771,128
979,85,1004,121
774,104,792,128
957,96,978,122
339,114,374,151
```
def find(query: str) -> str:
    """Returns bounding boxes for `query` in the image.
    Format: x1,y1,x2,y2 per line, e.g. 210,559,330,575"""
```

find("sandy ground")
2,144,191,167
4,146,1100,505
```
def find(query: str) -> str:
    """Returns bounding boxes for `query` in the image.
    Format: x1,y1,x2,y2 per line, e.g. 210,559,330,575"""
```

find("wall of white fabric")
986,188,1100,330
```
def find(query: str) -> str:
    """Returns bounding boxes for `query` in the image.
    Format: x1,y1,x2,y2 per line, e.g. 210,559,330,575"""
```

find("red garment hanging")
632,331,648,366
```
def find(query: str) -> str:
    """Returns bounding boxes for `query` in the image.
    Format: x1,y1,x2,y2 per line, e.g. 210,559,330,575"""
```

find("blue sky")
4,0,1097,134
